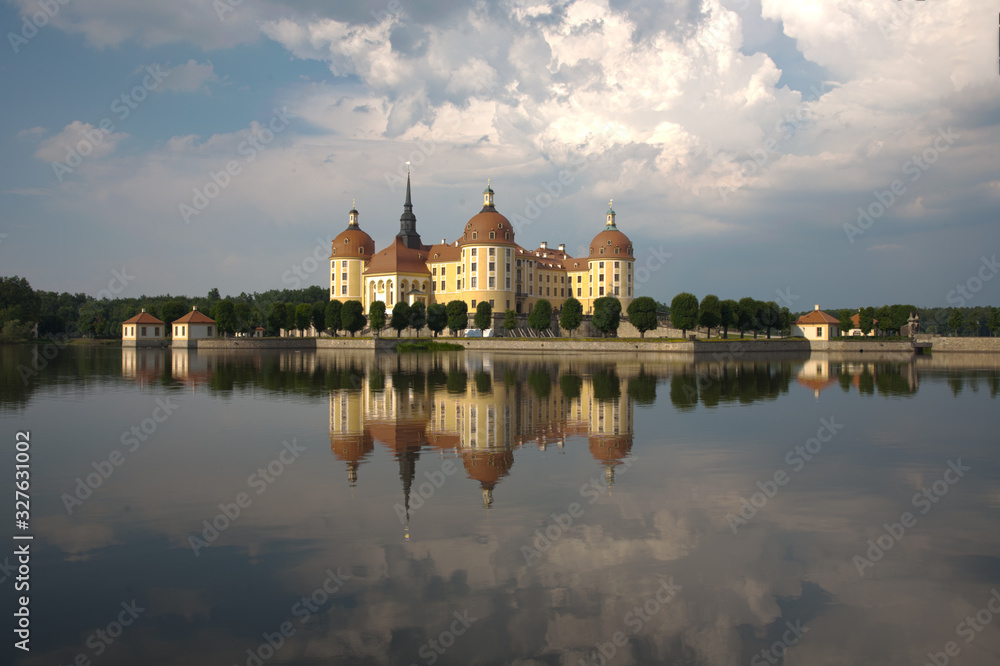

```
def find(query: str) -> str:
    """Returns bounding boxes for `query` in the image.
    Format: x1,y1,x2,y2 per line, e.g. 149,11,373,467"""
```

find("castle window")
341,285,347,295
345,239,349,244
600,248,605,255
599,262,604,269
472,300,477,308
472,262,477,272
489,262,495,271
490,231,495,239
599,286,605,296
471,277,477,288
615,247,620,254
505,232,510,240
471,248,477,256
489,248,495,256
577,288,582,297
577,275,582,283
341,272,347,281
359,247,363,254
489,277,495,288
473,232,478,239
332,249,336,256
614,262,619,269
614,286,620,296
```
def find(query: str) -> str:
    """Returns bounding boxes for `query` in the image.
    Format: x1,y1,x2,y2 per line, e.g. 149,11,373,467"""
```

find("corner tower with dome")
329,176,635,319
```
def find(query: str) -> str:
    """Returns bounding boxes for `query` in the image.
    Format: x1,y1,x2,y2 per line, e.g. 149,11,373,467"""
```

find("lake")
3,345,999,666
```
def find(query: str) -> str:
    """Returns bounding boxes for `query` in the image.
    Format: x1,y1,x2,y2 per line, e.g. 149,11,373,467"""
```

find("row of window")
125,326,160,337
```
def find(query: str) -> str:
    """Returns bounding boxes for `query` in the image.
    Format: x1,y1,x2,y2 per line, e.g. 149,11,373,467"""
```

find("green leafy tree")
670,292,699,338
965,309,981,337
233,301,252,334
698,295,721,338
408,301,426,335
778,307,793,336
719,299,737,338
283,303,298,332
341,300,366,337
0,320,34,343
266,303,285,335
474,301,493,331
390,301,410,338
207,287,221,303
0,276,40,325
560,297,584,336
427,303,447,337
312,301,327,334
294,303,313,334
859,307,875,335
368,301,387,336
989,307,1000,337
503,309,517,336
737,297,757,339
161,300,187,329
528,299,553,334
446,300,468,336
837,310,854,337
212,300,236,336
758,301,780,339
325,300,342,337
626,296,658,338
592,296,622,337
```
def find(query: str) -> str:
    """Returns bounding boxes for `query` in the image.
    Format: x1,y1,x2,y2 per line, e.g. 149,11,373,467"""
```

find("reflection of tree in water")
628,372,658,406
474,370,492,394
528,368,551,399
560,372,583,400
592,369,621,402
446,368,467,394
948,376,963,397
668,362,794,410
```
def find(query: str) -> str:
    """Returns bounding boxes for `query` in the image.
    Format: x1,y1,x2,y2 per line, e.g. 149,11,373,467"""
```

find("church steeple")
396,169,422,249
482,178,495,210
348,199,359,228
606,198,617,230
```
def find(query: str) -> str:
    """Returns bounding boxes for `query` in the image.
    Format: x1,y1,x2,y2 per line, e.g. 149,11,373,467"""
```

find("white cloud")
16,126,45,138
33,121,129,163
155,60,219,93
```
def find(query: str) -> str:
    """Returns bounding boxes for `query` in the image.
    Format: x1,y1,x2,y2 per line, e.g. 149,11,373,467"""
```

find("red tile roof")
795,309,840,325
172,309,215,324
122,311,165,325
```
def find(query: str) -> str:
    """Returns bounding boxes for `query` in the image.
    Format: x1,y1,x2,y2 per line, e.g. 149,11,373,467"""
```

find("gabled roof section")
365,237,432,276
795,309,840,325
123,311,165,325
172,309,215,325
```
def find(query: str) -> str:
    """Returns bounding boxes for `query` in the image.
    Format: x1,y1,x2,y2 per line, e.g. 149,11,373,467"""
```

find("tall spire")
396,170,422,249
606,198,617,229
348,199,359,227
482,178,495,210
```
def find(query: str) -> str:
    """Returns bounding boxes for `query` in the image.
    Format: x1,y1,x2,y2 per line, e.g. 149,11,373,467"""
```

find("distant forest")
1,275,998,341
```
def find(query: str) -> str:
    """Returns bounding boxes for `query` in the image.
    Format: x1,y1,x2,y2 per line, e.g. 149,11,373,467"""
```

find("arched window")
359,247,364,254
332,249,336,256
490,231,495,239
473,232,478,239
615,247,620,254
600,248,604,255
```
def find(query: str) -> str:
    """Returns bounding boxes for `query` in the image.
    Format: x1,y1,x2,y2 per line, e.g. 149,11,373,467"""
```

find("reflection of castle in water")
329,356,636,510
795,353,920,398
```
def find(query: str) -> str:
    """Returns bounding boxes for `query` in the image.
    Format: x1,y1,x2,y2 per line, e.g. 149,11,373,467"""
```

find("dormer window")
473,232,478,239
490,231,495,239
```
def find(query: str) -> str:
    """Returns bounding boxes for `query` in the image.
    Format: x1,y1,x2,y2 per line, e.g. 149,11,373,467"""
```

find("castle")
329,174,636,316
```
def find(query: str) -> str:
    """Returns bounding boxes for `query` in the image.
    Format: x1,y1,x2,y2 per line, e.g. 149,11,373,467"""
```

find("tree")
266,303,285,335
670,292,699,338
592,297,622,337
698,295,721,338
390,301,410,338
837,310,854,337
474,301,493,331
503,309,517,336
283,302,297,332
341,300,366,337
758,301,780,339
965,309,981,337
312,301,327,335
719,299,737,339
325,300,342,337
207,287,221,303
408,301,426,335
560,297,584,336
778,307,793,337
528,299,553,334
427,303,447,337
737,297,757,339
626,296,658,338
294,303,313,334
446,300,468,336
0,276,40,325
990,307,1000,337
369,301,387,336
859,307,875,335
233,301,252,335
161,300,187,329
212,300,236,336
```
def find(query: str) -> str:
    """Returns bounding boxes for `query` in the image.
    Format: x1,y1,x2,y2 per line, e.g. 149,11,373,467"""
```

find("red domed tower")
587,200,635,312
330,201,375,301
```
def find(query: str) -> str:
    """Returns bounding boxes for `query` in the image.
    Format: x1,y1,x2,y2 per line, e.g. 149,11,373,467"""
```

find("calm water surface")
2,346,999,666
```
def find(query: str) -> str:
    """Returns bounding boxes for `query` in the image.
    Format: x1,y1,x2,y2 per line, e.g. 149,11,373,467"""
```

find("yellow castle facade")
329,175,636,316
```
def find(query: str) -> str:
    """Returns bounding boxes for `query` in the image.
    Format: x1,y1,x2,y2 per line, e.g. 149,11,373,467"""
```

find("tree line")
667,293,793,338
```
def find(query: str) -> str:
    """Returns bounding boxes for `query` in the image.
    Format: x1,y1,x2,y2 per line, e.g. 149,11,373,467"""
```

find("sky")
0,0,997,309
